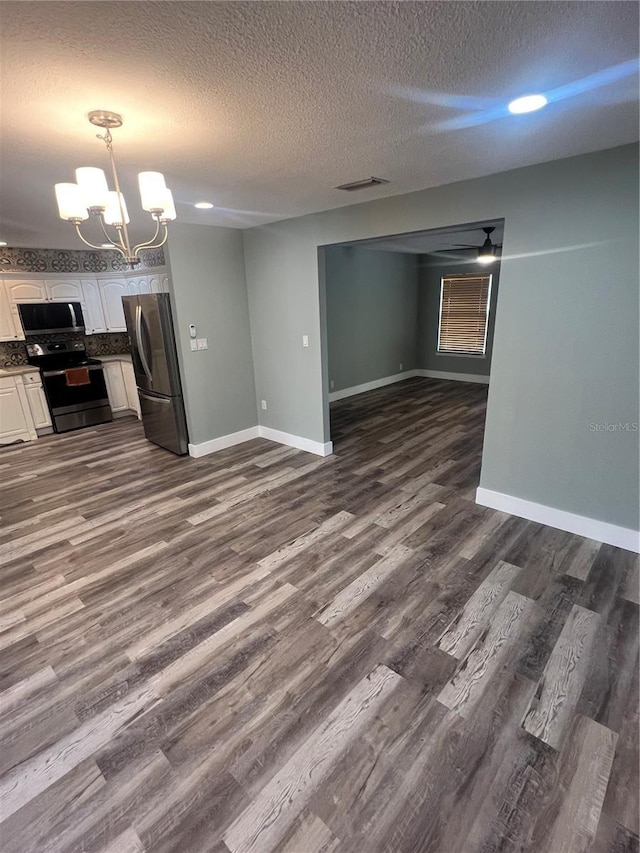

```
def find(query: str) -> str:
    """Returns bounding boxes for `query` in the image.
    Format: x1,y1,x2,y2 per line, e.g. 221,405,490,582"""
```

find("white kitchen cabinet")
0,376,36,444
126,275,150,295
45,279,84,302
5,280,48,304
121,359,141,418
80,279,107,334
0,281,22,341
22,372,52,430
102,360,129,412
148,273,169,293
98,279,128,331
5,280,47,339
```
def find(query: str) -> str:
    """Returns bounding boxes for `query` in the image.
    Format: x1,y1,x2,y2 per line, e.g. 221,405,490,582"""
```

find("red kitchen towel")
65,367,91,386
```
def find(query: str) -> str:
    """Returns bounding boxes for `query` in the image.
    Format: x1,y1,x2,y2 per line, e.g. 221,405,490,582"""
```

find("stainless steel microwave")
17,302,85,336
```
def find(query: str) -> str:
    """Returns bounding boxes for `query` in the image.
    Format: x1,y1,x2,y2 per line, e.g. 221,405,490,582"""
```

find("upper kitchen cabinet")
80,279,107,334
4,280,47,340
126,275,151,295
0,281,23,340
45,279,84,302
1,269,169,337
98,278,128,331
5,279,48,304
148,273,169,294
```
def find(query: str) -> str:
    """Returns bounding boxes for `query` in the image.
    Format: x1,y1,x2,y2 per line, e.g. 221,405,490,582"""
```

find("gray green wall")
166,222,257,445
417,253,500,377
243,144,639,530
325,245,419,392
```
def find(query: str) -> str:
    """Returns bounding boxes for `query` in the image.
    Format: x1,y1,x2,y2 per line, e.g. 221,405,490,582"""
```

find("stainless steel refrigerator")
122,293,189,455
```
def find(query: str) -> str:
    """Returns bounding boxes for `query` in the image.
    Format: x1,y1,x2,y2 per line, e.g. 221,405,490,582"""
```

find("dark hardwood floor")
0,377,637,853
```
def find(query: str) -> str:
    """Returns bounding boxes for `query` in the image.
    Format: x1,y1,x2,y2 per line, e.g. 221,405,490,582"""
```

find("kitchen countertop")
98,353,132,362
0,365,39,377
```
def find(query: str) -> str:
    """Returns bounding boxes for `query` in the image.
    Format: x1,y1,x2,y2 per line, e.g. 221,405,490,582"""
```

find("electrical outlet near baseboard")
261,400,267,410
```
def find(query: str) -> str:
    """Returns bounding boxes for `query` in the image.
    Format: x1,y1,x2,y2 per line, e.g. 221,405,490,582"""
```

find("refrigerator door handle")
136,303,153,382
138,390,171,405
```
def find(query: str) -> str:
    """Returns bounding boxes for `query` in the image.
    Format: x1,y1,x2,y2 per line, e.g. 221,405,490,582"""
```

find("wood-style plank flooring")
0,377,638,852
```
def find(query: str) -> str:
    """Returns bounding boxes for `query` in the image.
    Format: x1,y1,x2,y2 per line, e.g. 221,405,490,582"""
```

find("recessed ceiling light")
0,241,7,247
194,201,214,209
508,94,548,114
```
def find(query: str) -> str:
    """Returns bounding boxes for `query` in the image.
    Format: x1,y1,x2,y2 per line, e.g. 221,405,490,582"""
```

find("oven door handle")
136,303,153,383
42,365,103,377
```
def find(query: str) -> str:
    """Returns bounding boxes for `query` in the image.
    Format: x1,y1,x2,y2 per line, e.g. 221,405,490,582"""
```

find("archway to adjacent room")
317,218,504,496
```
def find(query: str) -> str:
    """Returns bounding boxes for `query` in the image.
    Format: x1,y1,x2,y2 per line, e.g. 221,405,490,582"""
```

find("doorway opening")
319,219,504,494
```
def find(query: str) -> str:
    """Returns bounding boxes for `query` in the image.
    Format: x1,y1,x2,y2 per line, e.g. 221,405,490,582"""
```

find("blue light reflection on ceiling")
388,59,639,133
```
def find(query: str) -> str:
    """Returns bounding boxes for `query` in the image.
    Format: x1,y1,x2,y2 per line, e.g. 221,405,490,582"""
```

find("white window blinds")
438,274,492,355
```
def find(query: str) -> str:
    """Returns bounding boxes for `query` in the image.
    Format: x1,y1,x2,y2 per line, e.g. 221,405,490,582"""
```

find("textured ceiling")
1,1,638,248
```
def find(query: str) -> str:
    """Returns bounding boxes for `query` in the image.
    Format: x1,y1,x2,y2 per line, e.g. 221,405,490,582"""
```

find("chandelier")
54,110,176,266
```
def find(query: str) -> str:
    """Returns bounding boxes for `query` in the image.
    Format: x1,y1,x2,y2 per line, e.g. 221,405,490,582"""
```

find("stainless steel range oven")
26,341,112,433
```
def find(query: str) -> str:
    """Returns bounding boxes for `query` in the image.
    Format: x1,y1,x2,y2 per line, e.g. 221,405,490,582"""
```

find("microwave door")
70,302,84,331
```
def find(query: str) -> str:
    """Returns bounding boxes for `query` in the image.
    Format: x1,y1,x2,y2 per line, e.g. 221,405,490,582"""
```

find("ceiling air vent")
335,176,389,192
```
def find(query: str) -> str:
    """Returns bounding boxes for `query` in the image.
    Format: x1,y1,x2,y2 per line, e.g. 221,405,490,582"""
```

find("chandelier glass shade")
55,111,176,265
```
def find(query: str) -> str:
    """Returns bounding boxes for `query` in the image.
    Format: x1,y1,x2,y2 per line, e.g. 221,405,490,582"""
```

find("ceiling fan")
440,227,502,264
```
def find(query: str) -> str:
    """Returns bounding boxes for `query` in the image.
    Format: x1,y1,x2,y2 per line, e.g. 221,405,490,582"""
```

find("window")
437,274,492,356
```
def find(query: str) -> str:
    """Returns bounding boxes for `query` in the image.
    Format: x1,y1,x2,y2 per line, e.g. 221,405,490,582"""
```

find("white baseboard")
476,487,640,553
188,425,332,459
188,426,260,458
415,369,490,384
328,369,490,402
329,370,418,402
258,426,333,457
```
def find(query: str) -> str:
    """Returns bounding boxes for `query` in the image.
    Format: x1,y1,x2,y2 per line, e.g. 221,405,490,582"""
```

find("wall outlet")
399,363,403,371
261,399,267,410
302,334,309,348
196,338,208,350
330,379,335,390
190,340,198,352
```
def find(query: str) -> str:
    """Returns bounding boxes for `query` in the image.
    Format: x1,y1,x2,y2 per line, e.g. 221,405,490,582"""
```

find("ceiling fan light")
478,244,498,264
75,167,109,210
104,191,130,226
508,94,547,114
138,171,168,212
55,183,89,221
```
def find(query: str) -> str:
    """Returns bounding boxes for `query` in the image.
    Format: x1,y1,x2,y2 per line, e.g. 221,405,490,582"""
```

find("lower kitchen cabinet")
23,372,52,431
121,360,141,418
103,360,128,413
0,376,37,445
102,357,140,418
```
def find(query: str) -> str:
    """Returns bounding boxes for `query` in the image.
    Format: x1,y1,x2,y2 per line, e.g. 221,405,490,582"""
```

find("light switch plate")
190,340,198,351
302,335,309,348
196,338,208,350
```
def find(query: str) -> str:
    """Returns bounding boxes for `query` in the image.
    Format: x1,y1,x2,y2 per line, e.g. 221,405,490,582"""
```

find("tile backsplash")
0,246,165,274
0,333,131,368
